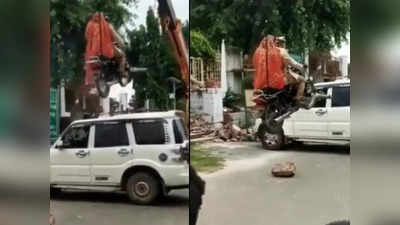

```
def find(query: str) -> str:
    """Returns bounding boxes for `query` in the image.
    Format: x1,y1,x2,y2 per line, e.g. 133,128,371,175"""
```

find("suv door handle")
315,109,327,116
117,148,130,157
75,150,89,158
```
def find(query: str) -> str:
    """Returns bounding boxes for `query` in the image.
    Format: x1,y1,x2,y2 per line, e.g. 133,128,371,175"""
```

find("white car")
50,111,189,205
256,78,350,149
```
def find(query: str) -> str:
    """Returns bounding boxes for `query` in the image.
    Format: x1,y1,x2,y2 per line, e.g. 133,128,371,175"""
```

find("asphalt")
50,142,349,225
196,142,350,225
50,189,188,225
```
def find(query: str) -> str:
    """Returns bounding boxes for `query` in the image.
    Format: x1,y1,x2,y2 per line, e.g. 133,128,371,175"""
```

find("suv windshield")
173,118,187,144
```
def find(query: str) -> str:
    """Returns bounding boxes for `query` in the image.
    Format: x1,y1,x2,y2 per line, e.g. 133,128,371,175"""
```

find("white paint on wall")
190,89,224,123
221,40,227,95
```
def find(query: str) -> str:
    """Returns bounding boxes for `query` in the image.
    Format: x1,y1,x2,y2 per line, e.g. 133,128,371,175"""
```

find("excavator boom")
157,0,190,125
158,0,189,87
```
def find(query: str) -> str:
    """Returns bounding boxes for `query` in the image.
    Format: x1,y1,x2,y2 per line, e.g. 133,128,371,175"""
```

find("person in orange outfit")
252,35,285,111
84,12,116,86
253,35,285,91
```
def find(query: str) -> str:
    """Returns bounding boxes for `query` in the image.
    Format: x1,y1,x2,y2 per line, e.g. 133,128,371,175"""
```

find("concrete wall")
226,47,242,72
226,71,244,94
225,46,243,94
190,88,224,123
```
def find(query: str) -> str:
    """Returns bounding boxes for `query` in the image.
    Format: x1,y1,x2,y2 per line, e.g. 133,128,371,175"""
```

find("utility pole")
168,77,181,111
171,81,176,110
305,48,309,80
144,88,150,112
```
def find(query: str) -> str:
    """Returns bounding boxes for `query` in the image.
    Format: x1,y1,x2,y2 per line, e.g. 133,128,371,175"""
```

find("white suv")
50,111,189,205
256,79,350,149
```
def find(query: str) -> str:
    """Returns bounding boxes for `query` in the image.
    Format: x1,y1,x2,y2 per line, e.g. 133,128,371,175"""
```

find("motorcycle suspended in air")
253,66,327,150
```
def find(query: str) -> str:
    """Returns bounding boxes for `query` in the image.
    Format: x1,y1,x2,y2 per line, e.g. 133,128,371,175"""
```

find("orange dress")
252,37,285,90
84,13,115,86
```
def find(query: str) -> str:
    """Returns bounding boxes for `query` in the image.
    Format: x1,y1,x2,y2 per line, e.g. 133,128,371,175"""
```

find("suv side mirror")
55,140,65,150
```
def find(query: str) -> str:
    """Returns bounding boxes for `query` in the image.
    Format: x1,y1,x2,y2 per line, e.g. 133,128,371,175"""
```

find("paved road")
50,190,188,225
197,142,350,225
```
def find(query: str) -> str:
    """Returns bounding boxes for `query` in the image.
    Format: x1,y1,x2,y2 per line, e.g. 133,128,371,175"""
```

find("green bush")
190,31,216,60
223,88,242,110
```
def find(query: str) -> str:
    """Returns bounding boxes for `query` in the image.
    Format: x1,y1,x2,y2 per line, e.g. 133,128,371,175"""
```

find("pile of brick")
190,114,215,139
190,113,250,142
214,113,248,142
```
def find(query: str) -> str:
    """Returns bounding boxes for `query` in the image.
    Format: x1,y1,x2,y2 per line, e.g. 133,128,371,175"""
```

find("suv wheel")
126,172,160,205
258,124,284,150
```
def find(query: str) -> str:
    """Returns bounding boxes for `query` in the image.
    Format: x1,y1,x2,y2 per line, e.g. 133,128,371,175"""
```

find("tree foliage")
126,8,187,111
50,1,187,111
50,0,136,87
190,0,350,54
190,30,216,59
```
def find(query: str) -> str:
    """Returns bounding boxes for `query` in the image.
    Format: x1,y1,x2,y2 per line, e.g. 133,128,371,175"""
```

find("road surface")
197,142,350,225
50,189,188,225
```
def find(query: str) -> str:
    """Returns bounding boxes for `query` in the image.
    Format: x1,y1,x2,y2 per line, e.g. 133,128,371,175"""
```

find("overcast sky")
332,33,350,63
131,0,189,28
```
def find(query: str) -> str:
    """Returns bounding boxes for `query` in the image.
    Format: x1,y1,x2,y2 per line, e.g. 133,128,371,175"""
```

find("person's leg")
285,73,297,88
113,46,127,77
295,75,305,101
119,51,127,77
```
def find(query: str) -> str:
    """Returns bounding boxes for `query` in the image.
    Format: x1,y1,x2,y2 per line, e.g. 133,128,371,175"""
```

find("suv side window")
313,87,328,108
173,118,187,144
332,86,350,107
95,122,129,148
132,119,168,145
62,125,90,149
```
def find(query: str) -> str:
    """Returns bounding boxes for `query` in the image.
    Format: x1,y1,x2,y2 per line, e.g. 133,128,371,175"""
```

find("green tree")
50,0,137,87
127,8,187,111
190,30,216,59
190,0,350,54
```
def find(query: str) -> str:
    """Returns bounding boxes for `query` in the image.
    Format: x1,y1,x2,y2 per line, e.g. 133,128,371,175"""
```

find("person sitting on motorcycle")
85,12,129,87
252,35,286,100
275,36,308,107
105,16,129,81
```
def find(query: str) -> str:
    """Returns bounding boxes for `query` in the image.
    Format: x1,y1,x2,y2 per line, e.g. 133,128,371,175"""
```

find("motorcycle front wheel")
257,123,284,150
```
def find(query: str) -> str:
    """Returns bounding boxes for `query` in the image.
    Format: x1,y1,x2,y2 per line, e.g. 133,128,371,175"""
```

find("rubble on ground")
271,162,296,177
190,112,253,142
190,113,215,139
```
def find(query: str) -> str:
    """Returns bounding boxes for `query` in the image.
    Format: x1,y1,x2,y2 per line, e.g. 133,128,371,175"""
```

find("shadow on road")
287,143,350,155
51,190,188,207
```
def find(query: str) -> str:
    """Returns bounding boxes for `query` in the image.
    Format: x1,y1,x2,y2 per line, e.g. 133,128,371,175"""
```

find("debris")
190,113,250,142
190,114,216,140
223,112,233,123
191,137,215,144
271,162,296,177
